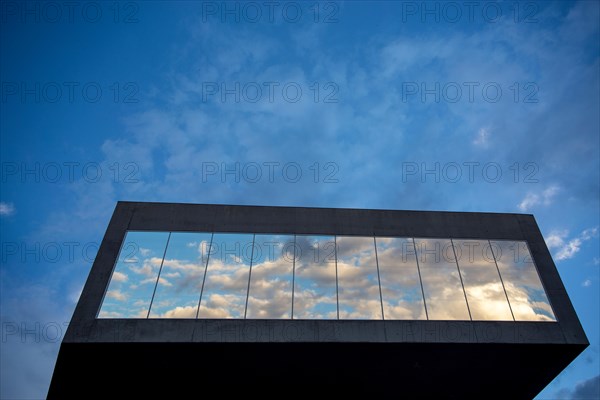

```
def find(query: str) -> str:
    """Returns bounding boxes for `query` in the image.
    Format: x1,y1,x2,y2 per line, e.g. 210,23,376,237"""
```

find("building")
48,202,588,399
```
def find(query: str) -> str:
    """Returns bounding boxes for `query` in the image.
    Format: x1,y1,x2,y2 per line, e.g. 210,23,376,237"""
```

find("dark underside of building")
50,334,586,398
48,203,588,399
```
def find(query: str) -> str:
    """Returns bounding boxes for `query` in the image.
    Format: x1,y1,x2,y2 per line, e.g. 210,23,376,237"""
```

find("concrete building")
48,202,588,399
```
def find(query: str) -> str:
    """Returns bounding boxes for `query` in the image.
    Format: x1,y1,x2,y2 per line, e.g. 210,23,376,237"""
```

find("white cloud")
518,185,560,211
159,305,198,318
97,310,123,318
130,257,162,277
556,238,583,261
546,227,599,261
111,271,128,282
139,276,171,286
106,290,127,301
582,279,592,287
473,127,491,148
545,230,568,249
157,277,172,287
0,202,15,216
518,193,540,212
581,227,599,240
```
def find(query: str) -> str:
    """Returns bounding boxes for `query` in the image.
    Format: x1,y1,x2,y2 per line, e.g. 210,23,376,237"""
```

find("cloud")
546,227,599,261
111,271,128,283
156,277,172,287
582,279,592,287
198,294,244,318
556,238,584,261
571,375,600,399
130,257,162,277
106,290,127,301
581,228,599,241
555,375,600,400
473,127,491,148
546,230,569,250
159,305,197,318
97,310,123,318
518,185,560,211
140,277,170,286
0,202,15,216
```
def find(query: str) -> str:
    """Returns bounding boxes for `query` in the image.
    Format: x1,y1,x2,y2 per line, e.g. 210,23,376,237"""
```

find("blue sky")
1,1,598,398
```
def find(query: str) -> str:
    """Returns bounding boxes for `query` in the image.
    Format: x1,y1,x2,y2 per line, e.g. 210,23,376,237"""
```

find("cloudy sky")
1,1,598,398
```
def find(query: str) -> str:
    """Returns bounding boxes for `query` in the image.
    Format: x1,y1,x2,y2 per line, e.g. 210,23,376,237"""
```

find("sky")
0,1,598,398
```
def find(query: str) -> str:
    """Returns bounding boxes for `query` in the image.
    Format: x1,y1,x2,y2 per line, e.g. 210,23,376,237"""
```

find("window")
337,236,382,319
99,231,169,318
453,240,513,321
246,234,294,319
376,237,426,319
197,233,253,319
148,232,212,318
293,235,337,319
415,238,470,320
99,231,555,322
491,241,556,321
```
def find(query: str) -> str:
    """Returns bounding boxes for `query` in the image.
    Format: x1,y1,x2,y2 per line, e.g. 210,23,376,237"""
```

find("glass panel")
197,233,253,319
293,235,337,319
246,234,294,319
337,236,382,319
491,240,556,321
453,240,513,321
415,238,470,320
377,238,427,320
98,231,170,318
148,232,212,318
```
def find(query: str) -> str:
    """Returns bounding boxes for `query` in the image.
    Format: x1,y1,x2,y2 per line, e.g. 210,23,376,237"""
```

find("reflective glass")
99,231,170,318
453,240,513,321
197,233,253,319
293,235,337,319
246,234,294,319
377,238,427,320
491,240,556,321
337,236,382,319
415,238,470,320
148,232,212,318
